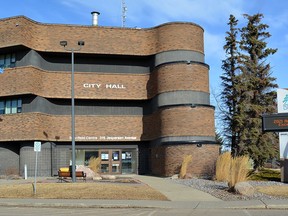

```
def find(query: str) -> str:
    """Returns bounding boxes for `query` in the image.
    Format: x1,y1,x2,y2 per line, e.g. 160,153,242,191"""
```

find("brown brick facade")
151,144,220,177
0,16,219,177
0,106,214,142
0,16,204,55
0,62,209,99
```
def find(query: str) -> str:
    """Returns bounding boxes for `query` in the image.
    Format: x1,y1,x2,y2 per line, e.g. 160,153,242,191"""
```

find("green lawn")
248,168,281,182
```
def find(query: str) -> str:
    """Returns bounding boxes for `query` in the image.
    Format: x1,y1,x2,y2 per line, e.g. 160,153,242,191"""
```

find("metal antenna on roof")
122,0,127,27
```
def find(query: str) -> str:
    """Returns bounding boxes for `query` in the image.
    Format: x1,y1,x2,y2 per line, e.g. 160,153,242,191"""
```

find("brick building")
0,15,219,177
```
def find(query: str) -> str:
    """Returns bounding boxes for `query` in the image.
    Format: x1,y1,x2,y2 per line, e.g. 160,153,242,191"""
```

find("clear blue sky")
1,0,287,97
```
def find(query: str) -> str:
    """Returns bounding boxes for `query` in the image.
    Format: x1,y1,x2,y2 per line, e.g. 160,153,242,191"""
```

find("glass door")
111,150,121,174
76,148,137,174
121,151,133,174
100,150,110,173
100,150,121,174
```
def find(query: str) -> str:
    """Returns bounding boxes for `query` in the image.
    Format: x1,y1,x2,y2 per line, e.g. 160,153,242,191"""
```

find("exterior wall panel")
0,108,214,142
159,107,215,137
155,50,205,66
0,67,149,99
151,63,209,95
153,91,210,108
0,143,20,176
17,50,152,74
151,144,219,177
19,142,56,177
0,17,204,55
0,113,145,142
0,63,209,100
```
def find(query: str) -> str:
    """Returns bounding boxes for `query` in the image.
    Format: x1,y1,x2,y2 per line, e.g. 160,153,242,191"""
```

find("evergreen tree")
220,13,278,169
238,13,278,169
220,15,241,156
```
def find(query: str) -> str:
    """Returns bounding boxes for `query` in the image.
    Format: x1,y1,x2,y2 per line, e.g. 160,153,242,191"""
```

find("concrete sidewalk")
0,197,288,210
0,175,287,210
133,175,221,202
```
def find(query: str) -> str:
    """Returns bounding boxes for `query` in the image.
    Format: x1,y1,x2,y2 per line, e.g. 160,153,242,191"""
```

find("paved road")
0,207,288,216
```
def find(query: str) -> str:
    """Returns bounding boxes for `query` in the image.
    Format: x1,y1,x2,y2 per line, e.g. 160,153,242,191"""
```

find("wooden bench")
58,171,86,182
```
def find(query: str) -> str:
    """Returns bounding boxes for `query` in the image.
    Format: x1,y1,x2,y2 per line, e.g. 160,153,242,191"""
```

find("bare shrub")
179,155,192,179
88,157,101,173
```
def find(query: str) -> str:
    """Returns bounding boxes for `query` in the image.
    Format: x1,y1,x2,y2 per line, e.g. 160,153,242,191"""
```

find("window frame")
0,98,22,114
0,53,16,73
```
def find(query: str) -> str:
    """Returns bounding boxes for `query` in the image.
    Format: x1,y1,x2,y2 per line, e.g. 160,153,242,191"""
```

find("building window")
0,101,4,114
0,99,22,114
0,53,16,73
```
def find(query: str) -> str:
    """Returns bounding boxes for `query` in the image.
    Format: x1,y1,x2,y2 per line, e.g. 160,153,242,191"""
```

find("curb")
0,199,288,210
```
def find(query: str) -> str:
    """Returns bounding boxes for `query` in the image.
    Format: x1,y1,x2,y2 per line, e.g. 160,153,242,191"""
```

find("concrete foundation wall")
0,143,20,176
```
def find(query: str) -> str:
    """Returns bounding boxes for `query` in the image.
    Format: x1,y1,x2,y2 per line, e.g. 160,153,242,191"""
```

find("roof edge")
0,15,204,31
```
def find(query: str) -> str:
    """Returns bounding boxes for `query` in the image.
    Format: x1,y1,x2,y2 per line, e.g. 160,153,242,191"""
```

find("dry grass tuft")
0,182,168,200
179,155,192,179
215,152,231,182
215,152,250,191
256,185,288,198
88,157,101,173
229,155,249,190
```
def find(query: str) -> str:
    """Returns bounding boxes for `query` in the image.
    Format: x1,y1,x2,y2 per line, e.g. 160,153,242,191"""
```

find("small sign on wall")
34,141,41,152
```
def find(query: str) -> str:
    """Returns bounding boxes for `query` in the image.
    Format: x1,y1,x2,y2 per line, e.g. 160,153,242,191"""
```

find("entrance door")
100,150,121,174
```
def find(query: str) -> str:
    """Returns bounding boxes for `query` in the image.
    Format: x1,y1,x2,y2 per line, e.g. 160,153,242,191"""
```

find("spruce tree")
220,13,278,169
238,13,278,169
220,15,240,156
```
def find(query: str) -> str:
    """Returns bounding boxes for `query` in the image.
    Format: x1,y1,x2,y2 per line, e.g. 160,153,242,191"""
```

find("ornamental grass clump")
179,155,192,179
215,152,250,191
215,152,231,182
228,155,250,190
88,157,101,173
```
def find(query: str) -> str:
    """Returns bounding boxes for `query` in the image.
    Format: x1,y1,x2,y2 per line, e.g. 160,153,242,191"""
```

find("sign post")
262,89,288,183
277,89,288,183
34,141,41,194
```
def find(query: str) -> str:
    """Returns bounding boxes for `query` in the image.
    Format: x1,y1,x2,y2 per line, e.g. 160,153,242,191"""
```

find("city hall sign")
83,83,126,89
